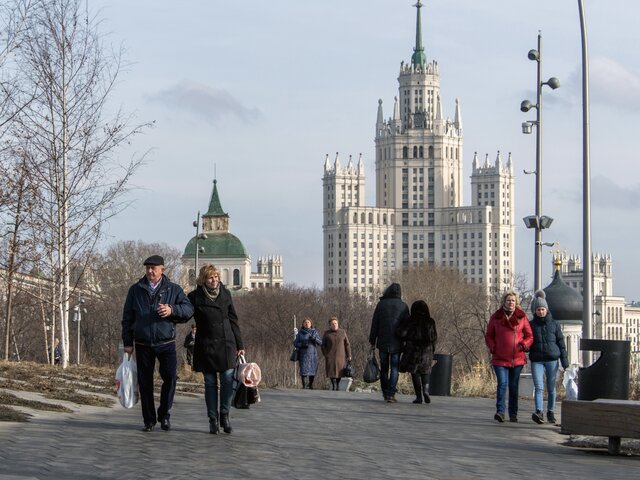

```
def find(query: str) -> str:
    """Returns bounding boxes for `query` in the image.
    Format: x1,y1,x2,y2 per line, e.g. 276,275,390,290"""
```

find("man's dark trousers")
136,342,177,426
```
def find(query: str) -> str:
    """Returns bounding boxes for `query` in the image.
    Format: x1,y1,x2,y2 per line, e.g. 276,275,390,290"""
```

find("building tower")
322,1,515,294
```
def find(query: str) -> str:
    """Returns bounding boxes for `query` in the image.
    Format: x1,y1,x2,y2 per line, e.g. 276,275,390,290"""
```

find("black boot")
330,378,336,390
308,376,315,390
411,373,423,404
220,412,232,434
422,374,431,404
209,416,219,434
335,378,341,390
301,376,308,389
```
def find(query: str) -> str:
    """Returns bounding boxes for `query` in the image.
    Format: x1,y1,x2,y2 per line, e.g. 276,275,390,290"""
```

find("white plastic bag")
563,366,578,400
115,353,139,408
235,355,262,388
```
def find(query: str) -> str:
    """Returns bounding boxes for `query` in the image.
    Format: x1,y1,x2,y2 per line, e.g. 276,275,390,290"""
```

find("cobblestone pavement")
0,389,637,479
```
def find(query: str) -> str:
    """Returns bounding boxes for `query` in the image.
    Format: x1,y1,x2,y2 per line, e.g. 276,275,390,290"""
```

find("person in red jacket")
485,291,533,423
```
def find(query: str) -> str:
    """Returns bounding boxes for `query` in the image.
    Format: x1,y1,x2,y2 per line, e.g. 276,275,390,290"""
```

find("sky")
93,0,640,300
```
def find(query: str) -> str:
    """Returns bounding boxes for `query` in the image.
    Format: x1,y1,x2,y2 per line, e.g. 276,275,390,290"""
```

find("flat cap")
143,255,164,266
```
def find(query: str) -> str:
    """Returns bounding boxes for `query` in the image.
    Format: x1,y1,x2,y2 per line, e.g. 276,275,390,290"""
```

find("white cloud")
146,80,263,125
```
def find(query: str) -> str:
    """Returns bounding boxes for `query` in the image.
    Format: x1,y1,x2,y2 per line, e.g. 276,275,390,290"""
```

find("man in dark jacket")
369,283,410,402
122,255,194,432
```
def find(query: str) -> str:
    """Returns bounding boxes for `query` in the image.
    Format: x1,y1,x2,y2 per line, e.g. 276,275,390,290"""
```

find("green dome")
183,232,248,258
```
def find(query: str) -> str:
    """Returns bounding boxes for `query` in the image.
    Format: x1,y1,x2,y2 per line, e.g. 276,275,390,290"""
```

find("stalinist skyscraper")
323,1,515,295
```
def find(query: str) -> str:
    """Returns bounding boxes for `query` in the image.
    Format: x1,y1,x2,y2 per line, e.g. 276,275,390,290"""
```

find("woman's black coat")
188,284,243,373
396,305,437,375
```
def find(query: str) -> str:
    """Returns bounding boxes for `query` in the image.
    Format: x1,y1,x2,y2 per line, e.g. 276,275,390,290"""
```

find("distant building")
322,1,515,295
181,179,283,291
555,253,639,354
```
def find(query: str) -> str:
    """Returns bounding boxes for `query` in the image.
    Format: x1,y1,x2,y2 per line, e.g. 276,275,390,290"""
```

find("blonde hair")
501,291,520,306
196,264,219,287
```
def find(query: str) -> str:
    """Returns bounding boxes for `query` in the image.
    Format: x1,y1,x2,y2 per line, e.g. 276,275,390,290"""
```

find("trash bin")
429,353,452,396
578,339,630,401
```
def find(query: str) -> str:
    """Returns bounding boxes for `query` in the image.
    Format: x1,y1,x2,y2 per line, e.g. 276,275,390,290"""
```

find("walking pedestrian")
294,317,322,389
397,300,437,404
121,255,194,432
321,317,351,391
528,290,569,425
188,264,244,434
485,291,533,423
369,283,410,402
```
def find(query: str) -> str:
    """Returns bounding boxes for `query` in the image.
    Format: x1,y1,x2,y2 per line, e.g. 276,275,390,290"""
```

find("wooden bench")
561,399,640,454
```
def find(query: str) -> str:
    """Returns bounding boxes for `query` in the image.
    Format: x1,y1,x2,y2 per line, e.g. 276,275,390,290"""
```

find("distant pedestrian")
188,264,244,435
294,317,322,389
183,324,196,367
396,300,437,404
121,255,194,432
528,290,569,425
321,317,351,390
485,291,533,423
369,283,410,402
54,339,62,366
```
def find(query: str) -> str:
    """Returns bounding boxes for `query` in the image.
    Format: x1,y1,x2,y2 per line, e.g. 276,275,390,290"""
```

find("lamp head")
520,100,534,112
192,220,198,228
523,215,539,229
546,77,561,89
522,122,533,134
528,49,539,61
539,215,554,229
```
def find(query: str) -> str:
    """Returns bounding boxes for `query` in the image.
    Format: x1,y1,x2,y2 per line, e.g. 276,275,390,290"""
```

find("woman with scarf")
293,317,322,389
188,264,244,435
485,291,533,423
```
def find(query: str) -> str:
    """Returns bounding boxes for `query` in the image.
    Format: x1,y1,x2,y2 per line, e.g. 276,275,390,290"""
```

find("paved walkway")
0,389,637,479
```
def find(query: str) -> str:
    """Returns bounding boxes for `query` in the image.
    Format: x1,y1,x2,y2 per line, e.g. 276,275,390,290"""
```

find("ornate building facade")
323,2,515,295
182,180,283,291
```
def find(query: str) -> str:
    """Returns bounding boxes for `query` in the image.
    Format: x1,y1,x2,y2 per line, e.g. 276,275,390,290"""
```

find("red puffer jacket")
485,307,533,367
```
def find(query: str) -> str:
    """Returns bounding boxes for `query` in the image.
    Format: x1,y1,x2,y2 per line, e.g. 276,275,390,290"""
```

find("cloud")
557,175,640,209
568,57,640,112
146,80,263,125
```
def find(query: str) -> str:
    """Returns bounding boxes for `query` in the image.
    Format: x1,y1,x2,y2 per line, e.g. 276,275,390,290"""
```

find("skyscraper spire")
411,0,426,67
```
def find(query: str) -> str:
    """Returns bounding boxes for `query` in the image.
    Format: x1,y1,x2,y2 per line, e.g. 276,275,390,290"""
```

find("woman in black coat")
188,264,244,434
396,300,437,404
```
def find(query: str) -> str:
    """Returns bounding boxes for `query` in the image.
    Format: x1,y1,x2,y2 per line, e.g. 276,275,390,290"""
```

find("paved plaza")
0,388,637,479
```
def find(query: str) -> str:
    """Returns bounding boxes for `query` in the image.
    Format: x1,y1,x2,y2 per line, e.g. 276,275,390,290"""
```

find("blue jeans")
135,342,177,426
531,360,559,413
493,365,523,417
379,350,400,397
204,369,235,419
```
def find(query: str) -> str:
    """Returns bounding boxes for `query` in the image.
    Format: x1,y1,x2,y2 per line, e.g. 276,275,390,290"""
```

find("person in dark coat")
321,317,351,390
369,283,410,402
188,264,244,435
183,324,196,367
294,317,322,389
528,290,569,425
397,300,437,404
121,255,194,432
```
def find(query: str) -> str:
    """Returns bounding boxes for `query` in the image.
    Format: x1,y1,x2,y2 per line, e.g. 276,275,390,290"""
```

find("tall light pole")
577,0,593,367
520,31,560,292
72,295,85,365
192,211,207,284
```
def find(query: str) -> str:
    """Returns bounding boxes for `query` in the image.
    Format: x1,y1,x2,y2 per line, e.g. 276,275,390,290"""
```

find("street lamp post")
72,295,85,365
192,211,207,284
577,0,593,366
520,31,560,292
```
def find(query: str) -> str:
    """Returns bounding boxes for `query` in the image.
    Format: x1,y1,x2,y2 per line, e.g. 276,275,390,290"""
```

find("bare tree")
11,0,150,367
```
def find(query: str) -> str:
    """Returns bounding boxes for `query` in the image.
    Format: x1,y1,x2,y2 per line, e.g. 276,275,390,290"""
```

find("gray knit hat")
531,289,549,314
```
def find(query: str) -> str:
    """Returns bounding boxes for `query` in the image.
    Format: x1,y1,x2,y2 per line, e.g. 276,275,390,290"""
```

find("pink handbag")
235,355,262,387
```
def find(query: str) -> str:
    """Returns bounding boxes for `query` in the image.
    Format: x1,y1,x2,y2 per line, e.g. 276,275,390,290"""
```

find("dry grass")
0,391,73,413
0,360,204,422
454,363,495,398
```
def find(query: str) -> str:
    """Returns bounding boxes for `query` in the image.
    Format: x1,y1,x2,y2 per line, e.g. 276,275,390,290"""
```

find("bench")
561,399,640,454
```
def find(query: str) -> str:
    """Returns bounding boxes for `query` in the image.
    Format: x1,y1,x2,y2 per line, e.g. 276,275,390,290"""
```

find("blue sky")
95,1,640,299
